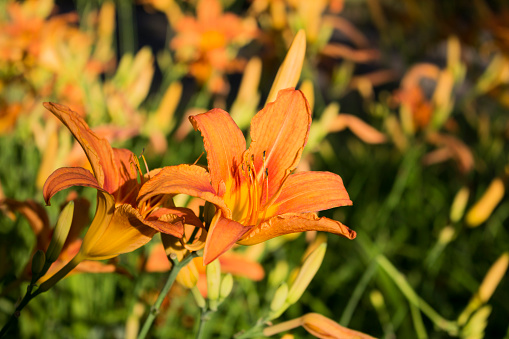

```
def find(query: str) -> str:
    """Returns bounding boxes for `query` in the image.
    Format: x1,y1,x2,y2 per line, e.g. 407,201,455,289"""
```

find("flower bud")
466,178,505,227
206,259,221,310
269,283,289,316
219,273,233,302
46,201,74,263
286,243,326,305
478,252,509,303
266,30,306,105
461,305,491,339
176,259,199,289
268,261,289,288
191,286,206,309
450,186,469,223
299,80,315,112
31,250,46,277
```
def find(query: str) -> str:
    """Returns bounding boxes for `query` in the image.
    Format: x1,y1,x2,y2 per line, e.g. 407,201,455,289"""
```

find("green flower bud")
46,201,74,263
206,259,221,311
219,273,233,303
31,250,46,277
191,286,206,309
286,243,326,305
450,186,469,223
269,283,289,315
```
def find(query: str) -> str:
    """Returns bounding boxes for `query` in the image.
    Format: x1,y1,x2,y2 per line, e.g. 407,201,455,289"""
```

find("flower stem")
195,309,212,339
137,251,199,339
0,255,82,338
376,255,459,336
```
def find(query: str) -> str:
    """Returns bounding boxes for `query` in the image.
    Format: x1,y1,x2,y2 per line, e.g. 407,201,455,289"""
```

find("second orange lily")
138,88,355,264
43,103,200,261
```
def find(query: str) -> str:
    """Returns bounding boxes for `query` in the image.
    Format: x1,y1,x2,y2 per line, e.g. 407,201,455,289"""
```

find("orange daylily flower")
170,0,258,92
42,102,199,261
138,88,355,264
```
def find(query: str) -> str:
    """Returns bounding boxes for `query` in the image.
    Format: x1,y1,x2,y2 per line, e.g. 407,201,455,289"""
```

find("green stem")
376,255,459,336
34,255,83,297
196,309,212,339
0,255,82,338
339,261,377,326
234,318,267,339
137,252,199,339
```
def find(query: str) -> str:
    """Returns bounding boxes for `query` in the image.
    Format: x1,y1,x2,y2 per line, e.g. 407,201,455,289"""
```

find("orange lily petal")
238,213,356,245
248,89,311,201
81,202,157,260
43,167,103,205
189,108,246,194
203,211,253,265
112,148,139,204
269,171,352,216
79,190,116,260
138,164,230,217
43,102,117,192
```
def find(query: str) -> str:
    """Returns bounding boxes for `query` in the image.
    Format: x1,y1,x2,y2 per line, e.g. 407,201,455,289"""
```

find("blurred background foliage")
1,0,509,338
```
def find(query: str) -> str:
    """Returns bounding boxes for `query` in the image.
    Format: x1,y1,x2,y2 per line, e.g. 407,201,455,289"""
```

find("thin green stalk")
339,261,378,326
137,251,199,339
410,303,428,339
376,255,459,336
234,319,266,339
0,255,82,338
196,309,212,339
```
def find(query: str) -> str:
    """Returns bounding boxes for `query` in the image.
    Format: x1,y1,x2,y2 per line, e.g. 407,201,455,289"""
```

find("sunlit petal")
138,164,230,217
248,89,311,200
239,213,356,245
269,171,352,216
43,102,118,192
190,108,246,194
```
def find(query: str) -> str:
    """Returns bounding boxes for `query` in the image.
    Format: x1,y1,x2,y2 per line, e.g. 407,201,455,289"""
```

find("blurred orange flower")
170,0,258,92
42,103,200,261
138,88,355,264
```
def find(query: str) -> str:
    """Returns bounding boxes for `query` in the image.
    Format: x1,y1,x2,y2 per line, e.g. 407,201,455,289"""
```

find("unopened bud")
176,259,199,288
466,178,505,227
461,305,491,339
31,250,46,277
268,261,289,288
286,243,326,305
438,225,455,245
219,273,233,302
46,201,74,263
206,259,221,310
369,290,385,310
266,30,306,105
270,283,289,316
191,286,206,309
458,252,508,326
299,80,314,112
479,252,509,303
450,186,469,223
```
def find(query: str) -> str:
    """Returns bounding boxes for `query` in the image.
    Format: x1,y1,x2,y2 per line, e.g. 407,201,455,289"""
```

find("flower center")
223,152,271,226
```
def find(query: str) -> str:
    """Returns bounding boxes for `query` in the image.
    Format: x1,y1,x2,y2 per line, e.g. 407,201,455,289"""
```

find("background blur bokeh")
1,0,508,338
